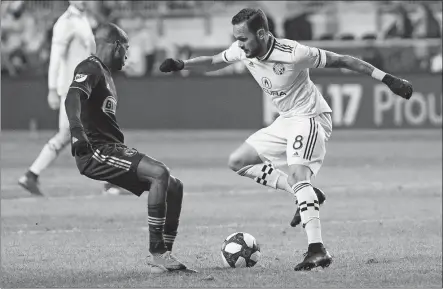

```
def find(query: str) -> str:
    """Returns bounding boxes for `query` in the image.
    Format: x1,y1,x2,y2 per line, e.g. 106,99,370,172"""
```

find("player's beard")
112,53,125,71
114,58,124,70
245,38,261,59
246,47,260,58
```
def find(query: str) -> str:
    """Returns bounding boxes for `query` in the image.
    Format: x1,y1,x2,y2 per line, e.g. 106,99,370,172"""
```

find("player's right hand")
70,127,92,157
47,89,61,110
159,58,184,72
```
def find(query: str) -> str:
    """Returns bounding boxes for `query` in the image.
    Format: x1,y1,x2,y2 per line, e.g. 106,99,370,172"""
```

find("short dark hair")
95,23,128,44
231,8,269,33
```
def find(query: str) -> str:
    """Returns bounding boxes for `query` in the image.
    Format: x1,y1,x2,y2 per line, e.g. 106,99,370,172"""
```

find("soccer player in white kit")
18,1,96,196
159,8,413,271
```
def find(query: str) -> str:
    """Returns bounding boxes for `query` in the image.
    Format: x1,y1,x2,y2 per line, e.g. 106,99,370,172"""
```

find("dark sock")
164,179,183,251
164,231,177,251
147,204,166,253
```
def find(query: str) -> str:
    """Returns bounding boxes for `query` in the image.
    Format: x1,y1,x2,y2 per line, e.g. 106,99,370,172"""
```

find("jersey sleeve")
292,43,327,69
52,17,75,47
221,41,245,63
48,17,76,90
69,60,102,99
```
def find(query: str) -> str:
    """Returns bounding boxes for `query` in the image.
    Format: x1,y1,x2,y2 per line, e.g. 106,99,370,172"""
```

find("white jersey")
222,36,332,118
49,5,95,96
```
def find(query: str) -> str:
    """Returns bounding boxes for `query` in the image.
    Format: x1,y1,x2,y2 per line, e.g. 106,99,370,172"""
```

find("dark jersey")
69,55,124,145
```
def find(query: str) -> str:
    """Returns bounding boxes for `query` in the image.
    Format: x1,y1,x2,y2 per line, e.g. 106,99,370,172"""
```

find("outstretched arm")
159,53,230,73
160,41,243,73
293,44,414,100
324,51,376,73
323,51,413,100
185,53,231,72
48,19,74,92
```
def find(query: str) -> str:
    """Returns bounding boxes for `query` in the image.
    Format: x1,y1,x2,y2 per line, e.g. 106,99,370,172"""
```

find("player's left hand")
382,74,413,100
159,58,184,72
70,127,92,157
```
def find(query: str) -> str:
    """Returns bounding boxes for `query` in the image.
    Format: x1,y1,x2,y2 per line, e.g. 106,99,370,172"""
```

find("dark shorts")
75,143,151,196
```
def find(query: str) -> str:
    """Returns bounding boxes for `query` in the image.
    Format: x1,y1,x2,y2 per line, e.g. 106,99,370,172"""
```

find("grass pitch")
1,130,442,287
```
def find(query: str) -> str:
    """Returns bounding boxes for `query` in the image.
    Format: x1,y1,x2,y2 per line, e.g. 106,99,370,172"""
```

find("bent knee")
228,153,247,172
169,176,183,194
228,143,261,172
156,164,171,182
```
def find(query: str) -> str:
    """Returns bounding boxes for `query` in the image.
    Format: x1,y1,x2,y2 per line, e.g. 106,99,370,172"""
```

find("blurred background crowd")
1,0,442,78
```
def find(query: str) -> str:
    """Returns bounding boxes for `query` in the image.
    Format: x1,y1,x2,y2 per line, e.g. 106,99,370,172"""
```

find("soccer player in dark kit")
64,23,193,274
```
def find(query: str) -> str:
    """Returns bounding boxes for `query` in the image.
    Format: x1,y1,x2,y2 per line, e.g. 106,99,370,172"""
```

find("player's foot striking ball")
290,187,326,228
294,243,332,271
64,23,194,273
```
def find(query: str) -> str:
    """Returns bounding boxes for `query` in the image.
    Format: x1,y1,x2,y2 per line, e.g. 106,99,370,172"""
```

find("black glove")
382,74,413,100
70,127,92,157
159,58,184,72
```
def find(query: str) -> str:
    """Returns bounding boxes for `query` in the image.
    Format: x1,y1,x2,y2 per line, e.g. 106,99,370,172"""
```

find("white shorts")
246,113,332,176
59,94,70,130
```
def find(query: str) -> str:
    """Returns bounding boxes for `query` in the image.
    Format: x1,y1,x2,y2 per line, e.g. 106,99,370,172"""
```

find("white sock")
236,163,292,193
29,143,58,175
292,181,323,245
275,171,294,194
29,132,69,175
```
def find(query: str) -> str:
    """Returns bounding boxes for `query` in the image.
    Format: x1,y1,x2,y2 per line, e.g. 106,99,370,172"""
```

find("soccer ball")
221,232,261,268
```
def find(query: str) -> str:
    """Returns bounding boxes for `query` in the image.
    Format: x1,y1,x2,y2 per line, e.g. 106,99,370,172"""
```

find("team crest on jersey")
273,63,285,75
123,148,138,157
102,96,117,115
261,77,272,89
74,74,88,82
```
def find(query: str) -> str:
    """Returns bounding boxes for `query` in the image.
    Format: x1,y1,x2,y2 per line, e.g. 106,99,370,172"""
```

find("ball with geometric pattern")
221,232,261,268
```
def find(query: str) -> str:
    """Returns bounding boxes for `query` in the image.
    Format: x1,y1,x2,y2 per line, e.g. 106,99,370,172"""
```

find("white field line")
4,217,440,236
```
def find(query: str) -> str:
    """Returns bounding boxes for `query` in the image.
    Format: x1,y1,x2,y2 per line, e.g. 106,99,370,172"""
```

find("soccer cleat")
294,246,332,271
290,187,326,228
18,175,44,197
145,255,168,274
147,251,197,273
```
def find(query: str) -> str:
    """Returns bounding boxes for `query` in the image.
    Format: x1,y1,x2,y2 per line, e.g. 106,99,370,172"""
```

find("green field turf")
1,130,442,288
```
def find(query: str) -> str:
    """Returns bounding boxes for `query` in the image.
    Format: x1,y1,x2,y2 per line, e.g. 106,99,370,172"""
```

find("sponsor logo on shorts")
74,74,88,82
